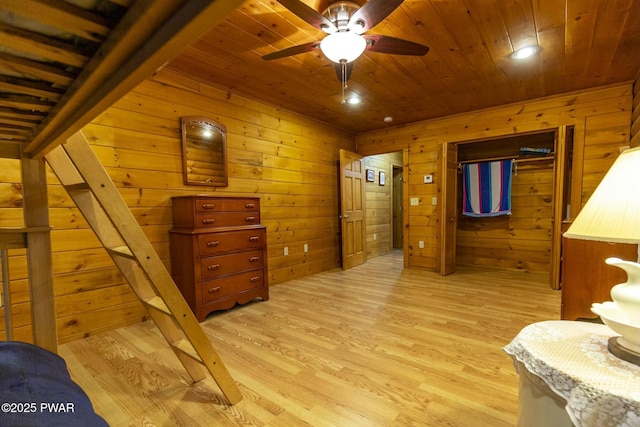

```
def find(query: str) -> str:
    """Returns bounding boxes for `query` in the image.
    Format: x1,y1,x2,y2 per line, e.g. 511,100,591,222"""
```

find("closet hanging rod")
457,154,555,167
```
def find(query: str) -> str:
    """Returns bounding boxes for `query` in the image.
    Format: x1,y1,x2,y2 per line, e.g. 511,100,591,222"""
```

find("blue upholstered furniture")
0,341,108,426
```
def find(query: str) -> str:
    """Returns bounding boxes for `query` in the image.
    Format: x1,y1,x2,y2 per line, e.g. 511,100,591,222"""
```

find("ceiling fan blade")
277,0,337,32
364,34,429,56
262,41,321,60
334,61,354,83
348,0,404,33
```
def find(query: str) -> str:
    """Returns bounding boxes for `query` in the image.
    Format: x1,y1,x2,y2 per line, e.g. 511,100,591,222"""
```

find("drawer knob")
249,256,260,262
202,203,215,209
202,218,215,224
245,203,256,209
207,241,220,247
207,264,220,271
250,276,261,283
249,236,260,242
245,216,256,222
208,287,221,294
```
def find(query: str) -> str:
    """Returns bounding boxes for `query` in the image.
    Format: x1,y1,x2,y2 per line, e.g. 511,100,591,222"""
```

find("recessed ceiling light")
383,116,393,123
511,45,540,60
346,96,361,105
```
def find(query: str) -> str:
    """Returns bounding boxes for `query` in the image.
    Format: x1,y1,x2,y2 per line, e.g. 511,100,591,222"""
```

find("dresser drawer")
196,198,259,214
202,270,265,303
198,228,265,256
200,249,264,280
195,212,260,228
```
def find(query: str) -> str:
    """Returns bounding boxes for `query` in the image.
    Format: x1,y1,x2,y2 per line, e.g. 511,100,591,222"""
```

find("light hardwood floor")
59,251,561,426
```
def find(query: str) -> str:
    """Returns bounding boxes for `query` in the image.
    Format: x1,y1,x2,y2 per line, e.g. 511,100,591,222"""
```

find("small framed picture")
366,169,375,182
379,171,386,186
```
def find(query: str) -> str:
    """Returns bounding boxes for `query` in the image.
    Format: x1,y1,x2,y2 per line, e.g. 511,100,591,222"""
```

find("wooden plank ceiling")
166,0,640,134
0,0,638,157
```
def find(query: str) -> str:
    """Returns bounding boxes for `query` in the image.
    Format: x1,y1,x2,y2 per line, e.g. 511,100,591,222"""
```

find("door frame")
437,128,573,287
340,149,409,269
401,149,409,267
386,149,409,268
437,142,458,275
392,165,404,250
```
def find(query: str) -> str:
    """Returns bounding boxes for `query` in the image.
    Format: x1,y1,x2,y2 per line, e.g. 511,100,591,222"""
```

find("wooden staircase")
45,131,242,404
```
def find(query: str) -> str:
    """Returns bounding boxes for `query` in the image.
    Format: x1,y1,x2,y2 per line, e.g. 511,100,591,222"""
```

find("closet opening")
439,128,574,288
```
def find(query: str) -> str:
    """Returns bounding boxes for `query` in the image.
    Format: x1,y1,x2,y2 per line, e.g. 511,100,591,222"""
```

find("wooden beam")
20,157,58,353
0,23,90,68
0,0,113,43
0,229,27,249
24,0,245,158
0,52,75,87
0,141,21,159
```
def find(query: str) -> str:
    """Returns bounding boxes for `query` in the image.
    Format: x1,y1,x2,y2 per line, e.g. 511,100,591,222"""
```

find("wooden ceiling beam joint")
0,23,91,69
24,0,246,158
0,0,114,43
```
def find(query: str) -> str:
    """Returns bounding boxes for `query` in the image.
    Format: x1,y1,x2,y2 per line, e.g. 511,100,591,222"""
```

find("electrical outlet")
284,247,288,256
432,196,437,205
419,240,424,249
410,197,419,206
373,234,377,240
304,244,308,252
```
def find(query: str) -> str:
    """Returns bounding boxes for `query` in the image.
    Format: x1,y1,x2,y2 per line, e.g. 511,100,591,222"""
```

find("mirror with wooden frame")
181,116,228,186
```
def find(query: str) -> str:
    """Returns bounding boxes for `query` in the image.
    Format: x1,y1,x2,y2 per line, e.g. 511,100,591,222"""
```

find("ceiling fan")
262,0,429,100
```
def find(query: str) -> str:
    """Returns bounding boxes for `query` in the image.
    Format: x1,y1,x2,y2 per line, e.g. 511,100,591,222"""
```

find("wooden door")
550,126,568,290
438,143,458,275
339,149,366,270
392,166,403,249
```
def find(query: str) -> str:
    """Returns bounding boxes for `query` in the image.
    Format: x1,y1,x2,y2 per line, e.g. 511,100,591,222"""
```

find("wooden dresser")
169,195,269,321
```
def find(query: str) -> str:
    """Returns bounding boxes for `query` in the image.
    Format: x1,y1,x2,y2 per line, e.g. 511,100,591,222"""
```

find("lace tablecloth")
504,320,640,427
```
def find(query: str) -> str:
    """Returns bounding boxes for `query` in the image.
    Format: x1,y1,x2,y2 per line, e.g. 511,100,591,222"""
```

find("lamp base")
608,337,640,366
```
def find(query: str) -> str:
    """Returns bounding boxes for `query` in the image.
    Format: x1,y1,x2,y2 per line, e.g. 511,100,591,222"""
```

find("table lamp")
564,146,640,366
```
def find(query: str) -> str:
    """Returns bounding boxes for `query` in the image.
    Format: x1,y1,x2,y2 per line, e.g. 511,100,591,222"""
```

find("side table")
504,320,640,427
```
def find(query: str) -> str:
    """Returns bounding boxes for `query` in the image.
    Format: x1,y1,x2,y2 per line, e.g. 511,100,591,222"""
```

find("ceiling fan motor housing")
322,1,362,32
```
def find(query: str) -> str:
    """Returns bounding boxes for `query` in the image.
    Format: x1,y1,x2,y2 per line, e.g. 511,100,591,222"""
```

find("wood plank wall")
0,79,632,344
632,72,640,147
356,84,633,273
456,161,555,272
364,152,403,258
0,68,355,343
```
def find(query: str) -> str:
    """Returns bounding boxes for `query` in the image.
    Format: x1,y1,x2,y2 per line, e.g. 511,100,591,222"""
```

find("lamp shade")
320,32,367,63
564,146,640,243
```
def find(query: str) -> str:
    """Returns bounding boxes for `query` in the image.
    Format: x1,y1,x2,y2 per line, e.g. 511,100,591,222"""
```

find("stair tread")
63,182,90,192
171,339,202,363
107,245,134,258
142,296,171,315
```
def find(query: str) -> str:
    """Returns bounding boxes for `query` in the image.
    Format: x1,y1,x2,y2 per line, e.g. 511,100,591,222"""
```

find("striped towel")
462,159,514,217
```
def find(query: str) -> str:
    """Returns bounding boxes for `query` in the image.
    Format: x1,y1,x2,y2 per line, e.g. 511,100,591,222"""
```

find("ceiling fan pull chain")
341,60,347,103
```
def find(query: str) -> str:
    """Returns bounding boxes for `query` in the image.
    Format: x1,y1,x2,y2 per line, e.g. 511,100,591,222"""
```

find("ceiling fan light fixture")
320,32,367,63
511,45,540,60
